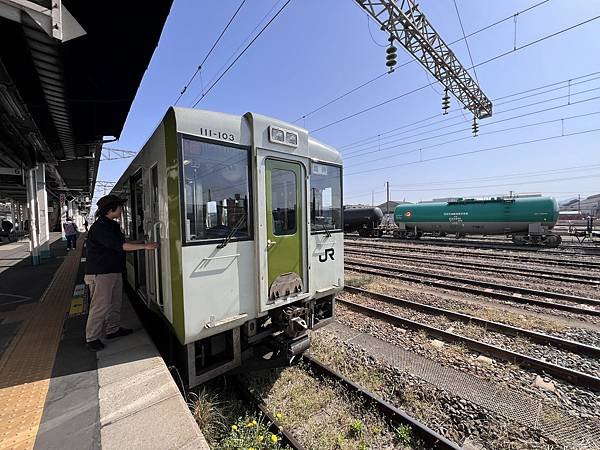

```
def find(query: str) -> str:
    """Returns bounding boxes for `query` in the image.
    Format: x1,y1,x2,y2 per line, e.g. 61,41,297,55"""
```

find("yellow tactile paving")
0,242,83,450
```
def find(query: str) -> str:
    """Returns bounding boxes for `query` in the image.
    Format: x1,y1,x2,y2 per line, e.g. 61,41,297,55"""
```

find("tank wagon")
111,107,343,386
394,197,561,247
343,206,384,237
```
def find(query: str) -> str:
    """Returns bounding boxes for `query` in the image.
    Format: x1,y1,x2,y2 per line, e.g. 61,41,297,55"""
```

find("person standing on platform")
83,218,89,232
63,218,78,251
84,194,159,351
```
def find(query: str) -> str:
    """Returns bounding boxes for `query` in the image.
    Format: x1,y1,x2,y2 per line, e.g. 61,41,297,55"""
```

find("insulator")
442,88,450,114
386,46,397,54
386,53,397,61
472,116,479,136
386,59,397,67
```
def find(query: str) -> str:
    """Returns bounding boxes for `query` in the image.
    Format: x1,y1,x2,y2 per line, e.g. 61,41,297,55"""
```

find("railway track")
337,294,600,391
345,246,600,285
344,285,600,359
345,260,600,317
345,235,600,256
345,239,600,270
302,354,461,450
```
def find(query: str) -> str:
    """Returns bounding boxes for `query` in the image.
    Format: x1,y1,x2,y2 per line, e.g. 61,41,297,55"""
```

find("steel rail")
346,259,600,306
234,379,305,450
337,298,600,391
347,235,600,256
302,354,462,450
345,238,600,269
345,247,600,284
345,263,600,317
344,285,600,358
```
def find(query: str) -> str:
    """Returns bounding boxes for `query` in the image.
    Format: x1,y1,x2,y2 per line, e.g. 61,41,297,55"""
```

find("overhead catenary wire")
345,106,600,169
310,14,600,133
345,127,600,176
388,172,600,192
191,0,293,107
343,86,600,161
345,163,600,200
452,0,479,84
293,0,552,124
339,70,600,151
174,0,247,105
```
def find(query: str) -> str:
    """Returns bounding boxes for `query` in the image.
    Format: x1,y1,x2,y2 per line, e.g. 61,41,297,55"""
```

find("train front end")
169,108,343,386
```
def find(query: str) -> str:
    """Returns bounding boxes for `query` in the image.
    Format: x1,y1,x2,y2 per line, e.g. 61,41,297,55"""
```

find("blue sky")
97,0,600,206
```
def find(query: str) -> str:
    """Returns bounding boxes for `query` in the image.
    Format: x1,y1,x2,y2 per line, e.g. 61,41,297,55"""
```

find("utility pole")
371,190,374,207
386,181,390,231
578,194,581,214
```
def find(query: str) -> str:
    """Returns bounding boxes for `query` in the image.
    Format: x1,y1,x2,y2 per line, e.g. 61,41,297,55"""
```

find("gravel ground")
340,290,600,377
345,238,600,268
345,263,600,324
335,303,600,420
346,246,600,288
310,328,561,450
345,270,600,337
347,253,600,300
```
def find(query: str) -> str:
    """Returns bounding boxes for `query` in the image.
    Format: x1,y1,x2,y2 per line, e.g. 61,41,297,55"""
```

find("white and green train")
111,107,343,386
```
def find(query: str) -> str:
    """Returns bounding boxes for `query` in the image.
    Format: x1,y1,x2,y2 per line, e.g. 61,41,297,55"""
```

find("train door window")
270,169,296,236
181,137,251,243
310,163,342,233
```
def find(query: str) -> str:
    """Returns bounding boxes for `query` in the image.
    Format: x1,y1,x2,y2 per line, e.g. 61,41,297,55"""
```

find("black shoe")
87,339,105,351
106,327,133,339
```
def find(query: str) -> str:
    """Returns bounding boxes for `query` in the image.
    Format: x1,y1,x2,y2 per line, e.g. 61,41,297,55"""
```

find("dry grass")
245,366,409,449
188,388,229,444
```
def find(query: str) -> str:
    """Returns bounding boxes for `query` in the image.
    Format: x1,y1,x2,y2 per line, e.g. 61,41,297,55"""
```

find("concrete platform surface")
0,235,210,450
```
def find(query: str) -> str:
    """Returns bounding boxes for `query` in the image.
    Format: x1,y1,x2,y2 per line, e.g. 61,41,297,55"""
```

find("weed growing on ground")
219,415,287,450
395,423,412,445
345,273,375,288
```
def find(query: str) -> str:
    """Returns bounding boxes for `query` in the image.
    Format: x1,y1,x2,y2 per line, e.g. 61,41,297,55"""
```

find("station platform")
0,235,209,449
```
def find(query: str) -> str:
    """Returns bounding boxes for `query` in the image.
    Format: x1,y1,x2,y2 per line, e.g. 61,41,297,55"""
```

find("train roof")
172,107,341,164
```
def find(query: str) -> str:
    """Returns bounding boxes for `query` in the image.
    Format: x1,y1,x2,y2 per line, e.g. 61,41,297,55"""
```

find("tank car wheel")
543,234,562,248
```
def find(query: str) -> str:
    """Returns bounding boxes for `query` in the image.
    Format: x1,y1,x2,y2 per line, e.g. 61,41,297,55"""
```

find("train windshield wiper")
217,213,247,249
321,221,332,238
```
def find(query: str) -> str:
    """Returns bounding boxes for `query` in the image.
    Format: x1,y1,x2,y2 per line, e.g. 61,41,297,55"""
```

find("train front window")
181,138,251,243
270,169,297,236
310,163,342,233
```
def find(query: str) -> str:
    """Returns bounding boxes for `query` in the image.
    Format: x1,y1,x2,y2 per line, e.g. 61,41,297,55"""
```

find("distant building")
560,194,600,217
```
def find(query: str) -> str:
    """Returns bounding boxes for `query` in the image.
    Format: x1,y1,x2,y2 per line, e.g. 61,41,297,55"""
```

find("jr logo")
319,248,335,262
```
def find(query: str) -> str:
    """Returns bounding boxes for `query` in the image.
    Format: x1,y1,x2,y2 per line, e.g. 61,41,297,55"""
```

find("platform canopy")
0,0,172,206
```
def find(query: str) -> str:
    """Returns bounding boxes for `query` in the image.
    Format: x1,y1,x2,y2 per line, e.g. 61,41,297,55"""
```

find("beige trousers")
84,273,123,342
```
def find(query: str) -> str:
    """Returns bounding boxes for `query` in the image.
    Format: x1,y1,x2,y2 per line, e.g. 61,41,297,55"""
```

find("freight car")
111,107,343,387
343,206,384,237
394,197,561,247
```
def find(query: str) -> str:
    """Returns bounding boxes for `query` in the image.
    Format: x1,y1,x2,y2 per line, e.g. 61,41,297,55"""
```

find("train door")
130,171,148,301
147,164,163,308
264,159,304,301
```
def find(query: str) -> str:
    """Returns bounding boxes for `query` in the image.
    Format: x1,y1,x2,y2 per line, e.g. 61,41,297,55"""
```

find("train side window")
310,163,342,233
270,169,296,236
181,138,251,243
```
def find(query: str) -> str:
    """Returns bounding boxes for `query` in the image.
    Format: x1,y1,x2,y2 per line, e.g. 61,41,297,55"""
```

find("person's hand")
145,242,159,250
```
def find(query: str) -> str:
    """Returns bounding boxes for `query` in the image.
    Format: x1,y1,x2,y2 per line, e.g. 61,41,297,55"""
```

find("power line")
390,172,600,192
343,88,600,162
343,79,600,156
293,0,551,124
339,70,600,151
345,106,600,169
345,126,600,176
174,0,247,105
452,0,478,84
389,163,600,187
310,14,600,133
191,0,293,107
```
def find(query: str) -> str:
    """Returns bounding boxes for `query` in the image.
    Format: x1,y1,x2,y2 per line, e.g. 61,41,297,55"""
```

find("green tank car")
394,197,561,247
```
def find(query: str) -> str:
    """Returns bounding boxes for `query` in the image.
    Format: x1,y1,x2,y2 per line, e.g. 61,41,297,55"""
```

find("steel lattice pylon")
357,0,493,118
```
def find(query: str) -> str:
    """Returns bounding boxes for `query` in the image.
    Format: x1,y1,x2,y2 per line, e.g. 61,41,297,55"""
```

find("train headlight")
269,126,298,147
270,127,285,143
